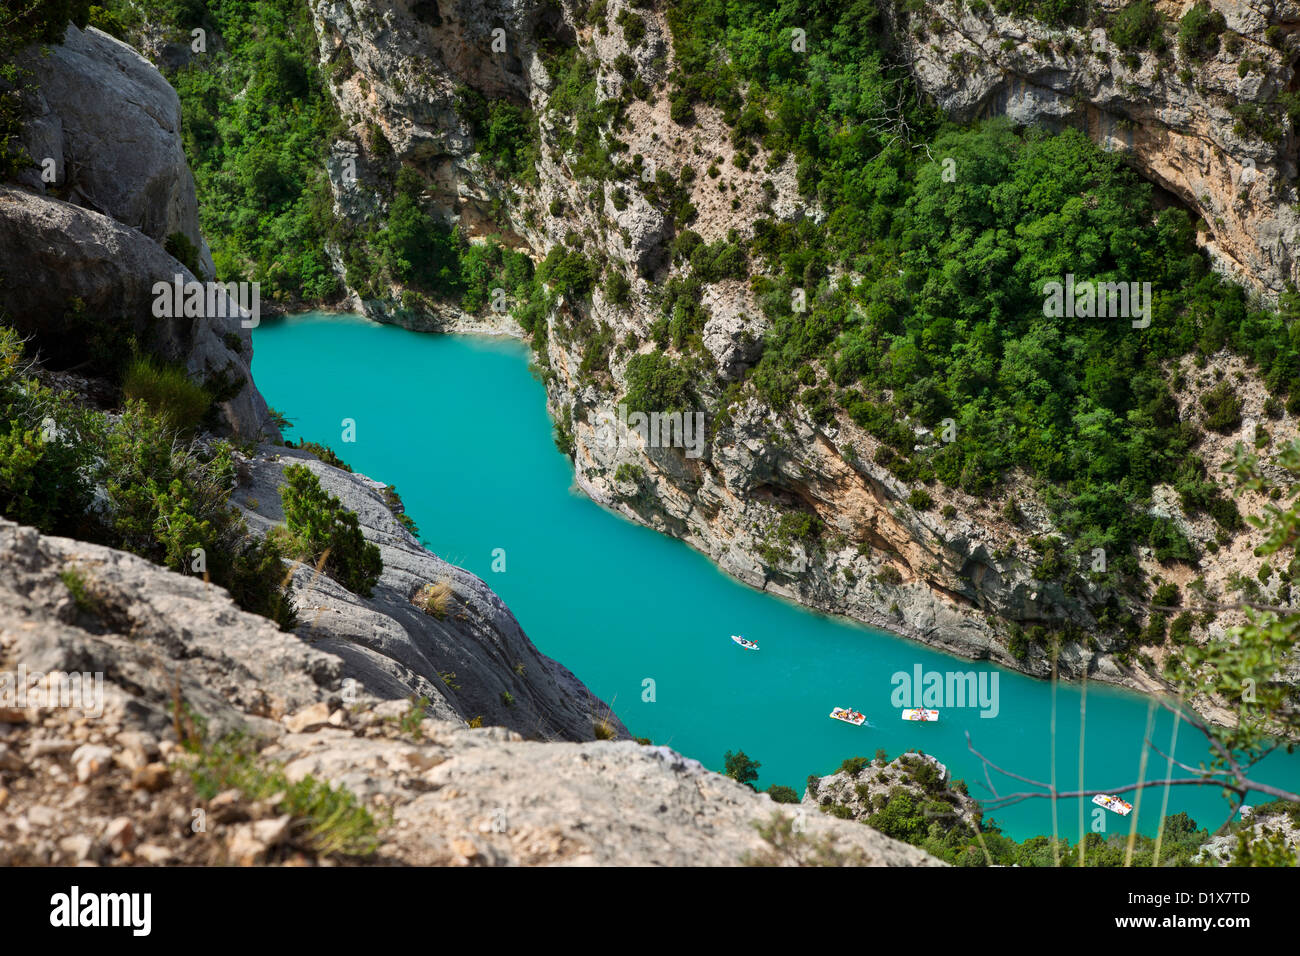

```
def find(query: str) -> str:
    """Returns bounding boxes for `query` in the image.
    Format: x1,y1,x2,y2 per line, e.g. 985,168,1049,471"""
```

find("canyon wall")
307,0,1300,708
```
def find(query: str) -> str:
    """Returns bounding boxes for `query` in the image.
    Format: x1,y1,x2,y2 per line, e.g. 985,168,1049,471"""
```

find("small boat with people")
1092,794,1133,816
731,634,759,651
829,706,867,726
901,708,940,722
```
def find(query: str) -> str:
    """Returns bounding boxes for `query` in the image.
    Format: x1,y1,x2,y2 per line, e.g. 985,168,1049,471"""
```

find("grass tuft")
413,580,454,619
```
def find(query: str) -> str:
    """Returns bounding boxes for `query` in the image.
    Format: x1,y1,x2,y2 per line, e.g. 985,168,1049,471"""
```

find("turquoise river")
253,312,1300,842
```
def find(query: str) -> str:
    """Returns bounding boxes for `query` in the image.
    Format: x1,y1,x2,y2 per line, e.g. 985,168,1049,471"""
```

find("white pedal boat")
1092,794,1133,816
731,634,759,651
901,709,940,722
829,707,867,726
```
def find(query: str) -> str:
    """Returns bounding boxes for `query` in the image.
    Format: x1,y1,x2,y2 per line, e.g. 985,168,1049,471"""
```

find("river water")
252,311,1300,841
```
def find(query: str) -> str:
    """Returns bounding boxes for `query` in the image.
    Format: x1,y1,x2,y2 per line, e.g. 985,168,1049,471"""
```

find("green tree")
724,749,761,790
382,168,463,295
623,351,695,413
279,464,383,597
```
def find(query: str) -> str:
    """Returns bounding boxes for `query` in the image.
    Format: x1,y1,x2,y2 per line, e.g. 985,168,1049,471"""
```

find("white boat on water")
829,707,867,726
731,634,759,651
901,709,940,722
1092,794,1133,816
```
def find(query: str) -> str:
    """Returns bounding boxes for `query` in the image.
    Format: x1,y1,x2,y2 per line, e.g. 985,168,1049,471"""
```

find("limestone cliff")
302,0,1242,700
0,24,276,440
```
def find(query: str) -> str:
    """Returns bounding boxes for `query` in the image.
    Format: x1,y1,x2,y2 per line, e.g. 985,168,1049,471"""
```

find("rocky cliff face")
0,24,275,440
306,0,1200,696
898,0,1300,297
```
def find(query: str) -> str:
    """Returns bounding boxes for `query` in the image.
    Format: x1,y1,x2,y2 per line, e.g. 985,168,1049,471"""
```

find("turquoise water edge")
253,312,1300,842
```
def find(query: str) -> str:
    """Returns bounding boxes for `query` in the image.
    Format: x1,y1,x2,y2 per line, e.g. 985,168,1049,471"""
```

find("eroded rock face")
0,518,336,744
302,0,1291,717
312,0,555,214
306,0,1141,691
0,435,625,745
0,188,275,439
897,0,1300,295
278,729,944,865
1,24,277,440
18,25,214,277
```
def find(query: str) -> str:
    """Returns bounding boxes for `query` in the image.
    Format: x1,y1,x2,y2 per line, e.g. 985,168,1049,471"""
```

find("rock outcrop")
0,511,940,866
0,24,276,440
17,24,213,276
805,751,983,830
0,186,274,440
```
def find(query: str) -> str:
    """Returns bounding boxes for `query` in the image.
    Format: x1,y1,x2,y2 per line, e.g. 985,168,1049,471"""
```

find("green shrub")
0,329,293,629
184,732,378,857
1152,582,1180,607
293,439,352,472
1142,611,1168,645
0,401,94,535
164,231,202,276
121,356,212,433
1169,612,1195,645
456,89,540,181
766,784,800,804
875,564,903,586
724,749,761,790
382,484,419,538
102,403,297,630
1179,2,1226,60
381,168,464,295
759,510,823,564
1109,1,1162,51
616,8,646,45
538,246,600,301
1199,381,1242,434
839,755,871,776
623,351,695,413
279,464,383,596
604,270,633,306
